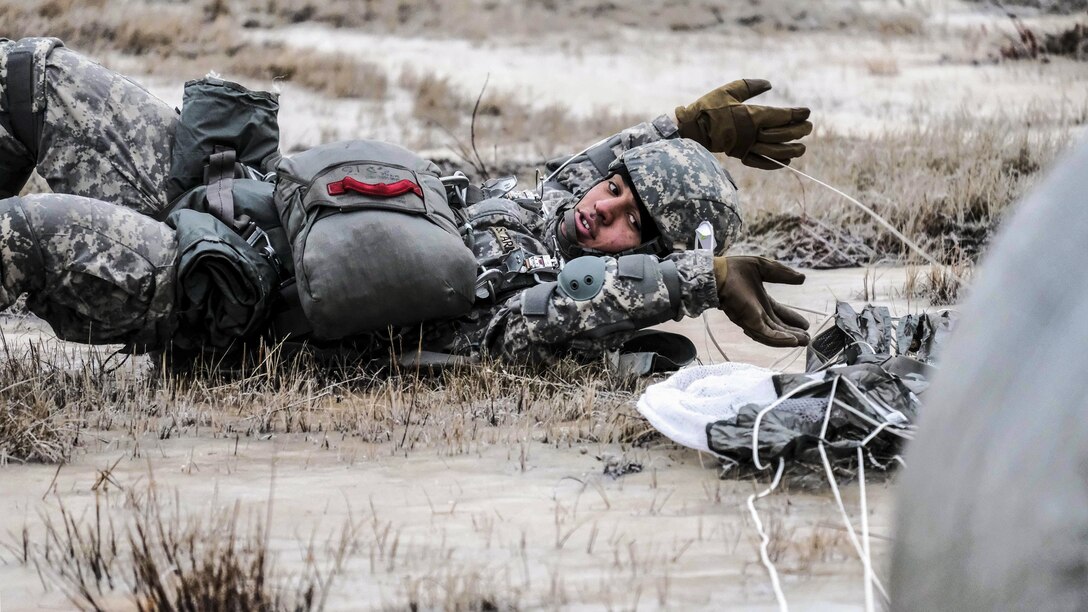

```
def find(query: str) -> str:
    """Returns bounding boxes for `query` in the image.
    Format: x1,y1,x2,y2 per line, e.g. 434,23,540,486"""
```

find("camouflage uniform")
0,38,740,365
0,193,177,347
0,38,176,216
440,128,737,364
0,38,181,349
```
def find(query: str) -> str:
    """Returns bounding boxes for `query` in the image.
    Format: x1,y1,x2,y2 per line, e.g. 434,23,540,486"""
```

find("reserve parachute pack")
274,140,477,340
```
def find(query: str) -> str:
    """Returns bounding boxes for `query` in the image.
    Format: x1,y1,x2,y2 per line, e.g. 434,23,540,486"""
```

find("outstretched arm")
482,252,811,364
482,250,717,364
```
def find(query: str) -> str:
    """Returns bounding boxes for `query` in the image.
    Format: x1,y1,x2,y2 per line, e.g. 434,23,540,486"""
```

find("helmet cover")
611,138,742,256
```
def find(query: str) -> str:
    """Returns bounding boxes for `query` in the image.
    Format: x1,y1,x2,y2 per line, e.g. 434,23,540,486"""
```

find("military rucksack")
274,140,477,340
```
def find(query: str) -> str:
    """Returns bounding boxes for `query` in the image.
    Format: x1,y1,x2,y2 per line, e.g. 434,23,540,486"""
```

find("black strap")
205,147,237,226
5,40,41,159
269,280,313,340
585,137,619,178
521,282,556,317
660,259,681,313
465,184,485,206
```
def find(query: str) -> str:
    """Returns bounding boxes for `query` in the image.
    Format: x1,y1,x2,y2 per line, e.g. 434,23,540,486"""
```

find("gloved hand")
676,79,812,170
714,256,810,347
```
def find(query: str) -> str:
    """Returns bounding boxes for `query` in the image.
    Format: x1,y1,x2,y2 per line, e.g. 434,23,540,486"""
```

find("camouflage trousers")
0,193,177,348
0,38,177,217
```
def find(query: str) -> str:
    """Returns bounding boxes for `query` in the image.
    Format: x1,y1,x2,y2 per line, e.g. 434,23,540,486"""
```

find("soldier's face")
565,174,644,253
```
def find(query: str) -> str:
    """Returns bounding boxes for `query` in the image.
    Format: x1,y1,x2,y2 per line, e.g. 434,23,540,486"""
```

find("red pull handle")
327,176,423,199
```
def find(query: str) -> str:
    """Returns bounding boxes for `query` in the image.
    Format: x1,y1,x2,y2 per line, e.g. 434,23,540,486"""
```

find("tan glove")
714,256,810,347
676,79,812,170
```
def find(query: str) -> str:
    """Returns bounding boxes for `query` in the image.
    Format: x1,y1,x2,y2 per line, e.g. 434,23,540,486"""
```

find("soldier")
0,37,813,368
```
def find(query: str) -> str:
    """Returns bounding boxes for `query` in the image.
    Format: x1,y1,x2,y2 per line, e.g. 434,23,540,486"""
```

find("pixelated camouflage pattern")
480,249,718,363
0,39,177,217
0,194,177,348
616,138,741,256
543,115,679,216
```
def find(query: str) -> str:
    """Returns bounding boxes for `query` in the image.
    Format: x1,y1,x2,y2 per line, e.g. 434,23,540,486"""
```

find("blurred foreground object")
890,139,1088,610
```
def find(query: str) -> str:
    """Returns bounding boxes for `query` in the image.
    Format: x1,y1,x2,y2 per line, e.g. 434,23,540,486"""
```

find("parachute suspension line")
817,376,891,604
703,313,731,362
769,312,835,372
757,155,965,286
857,446,876,612
750,378,827,470
780,303,829,318
746,457,790,612
540,137,610,186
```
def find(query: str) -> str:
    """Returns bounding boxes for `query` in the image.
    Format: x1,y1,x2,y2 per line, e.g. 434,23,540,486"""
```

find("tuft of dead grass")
902,260,973,305
13,485,351,611
998,17,1088,61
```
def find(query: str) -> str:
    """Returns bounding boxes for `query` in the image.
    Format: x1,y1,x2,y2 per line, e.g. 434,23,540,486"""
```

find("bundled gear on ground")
637,302,956,478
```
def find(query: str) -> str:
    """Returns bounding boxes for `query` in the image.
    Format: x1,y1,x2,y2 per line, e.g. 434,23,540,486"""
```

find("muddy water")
0,268,923,609
0,433,895,610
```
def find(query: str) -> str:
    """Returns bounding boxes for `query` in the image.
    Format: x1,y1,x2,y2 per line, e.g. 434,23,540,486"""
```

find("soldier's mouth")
576,210,593,240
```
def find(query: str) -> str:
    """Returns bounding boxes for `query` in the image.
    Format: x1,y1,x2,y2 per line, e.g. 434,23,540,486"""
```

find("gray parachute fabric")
637,302,954,471
274,140,477,340
704,302,952,470
168,209,278,350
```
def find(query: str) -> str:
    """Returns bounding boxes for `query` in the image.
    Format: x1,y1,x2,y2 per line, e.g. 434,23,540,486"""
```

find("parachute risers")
274,140,477,340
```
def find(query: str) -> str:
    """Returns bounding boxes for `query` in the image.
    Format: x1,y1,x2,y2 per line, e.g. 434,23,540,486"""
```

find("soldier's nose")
595,198,619,223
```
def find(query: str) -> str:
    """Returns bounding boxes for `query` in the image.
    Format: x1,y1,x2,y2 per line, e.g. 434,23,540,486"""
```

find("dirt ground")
1,0,1085,608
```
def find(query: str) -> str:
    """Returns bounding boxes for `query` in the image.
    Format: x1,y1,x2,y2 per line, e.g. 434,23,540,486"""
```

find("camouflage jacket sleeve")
546,114,679,201
481,248,718,364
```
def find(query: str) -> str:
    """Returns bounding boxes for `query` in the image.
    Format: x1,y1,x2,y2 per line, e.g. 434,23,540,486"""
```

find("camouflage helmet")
612,138,741,256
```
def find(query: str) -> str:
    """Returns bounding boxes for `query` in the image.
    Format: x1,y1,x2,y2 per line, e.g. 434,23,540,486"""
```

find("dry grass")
902,261,973,305
228,46,389,99
731,108,1076,266
998,17,1088,61
0,335,117,464
11,485,351,611
863,56,901,77
399,69,643,168
220,0,933,40
0,333,652,466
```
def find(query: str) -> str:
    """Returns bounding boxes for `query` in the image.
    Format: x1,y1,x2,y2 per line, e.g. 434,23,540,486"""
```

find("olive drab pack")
274,140,477,340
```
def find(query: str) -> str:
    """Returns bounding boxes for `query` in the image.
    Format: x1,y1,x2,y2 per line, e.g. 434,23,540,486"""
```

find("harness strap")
205,147,237,226
660,259,681,313
202,147,280,272
585,137,620,178
521,281,556,317
4,38,61,159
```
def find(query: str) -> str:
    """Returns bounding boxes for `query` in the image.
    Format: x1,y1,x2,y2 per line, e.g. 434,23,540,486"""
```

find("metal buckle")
245,224,281,270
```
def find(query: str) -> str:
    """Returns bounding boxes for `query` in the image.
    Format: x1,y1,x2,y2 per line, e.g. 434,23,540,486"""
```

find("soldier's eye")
608,181,619,196
628,212,641,231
